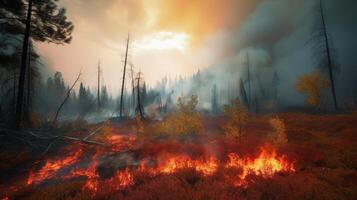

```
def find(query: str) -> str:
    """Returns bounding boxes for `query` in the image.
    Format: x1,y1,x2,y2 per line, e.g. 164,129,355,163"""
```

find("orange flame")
225,148,295,186
27,149,83,185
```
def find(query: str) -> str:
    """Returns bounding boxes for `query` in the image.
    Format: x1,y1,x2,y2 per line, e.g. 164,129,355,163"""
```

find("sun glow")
134,31,190,52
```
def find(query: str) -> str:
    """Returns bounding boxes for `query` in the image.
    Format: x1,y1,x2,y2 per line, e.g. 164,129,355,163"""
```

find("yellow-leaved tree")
296,71,329,108
152,95,203,140
223,99,247,144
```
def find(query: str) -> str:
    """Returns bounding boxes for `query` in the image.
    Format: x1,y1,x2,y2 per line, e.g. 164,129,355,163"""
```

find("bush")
141,95,203,141
269,117,288,145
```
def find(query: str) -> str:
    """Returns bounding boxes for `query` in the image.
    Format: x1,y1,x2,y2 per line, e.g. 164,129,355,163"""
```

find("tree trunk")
97,61,100,111
320,0,338,110
136,73,144,118
15,0,32,128
119,34,130,118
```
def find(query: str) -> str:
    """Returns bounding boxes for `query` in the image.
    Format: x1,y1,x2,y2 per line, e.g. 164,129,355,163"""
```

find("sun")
134,31,190,52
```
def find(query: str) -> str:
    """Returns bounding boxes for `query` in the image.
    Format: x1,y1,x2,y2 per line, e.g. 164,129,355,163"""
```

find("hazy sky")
35,0,357,102
35,0,261,94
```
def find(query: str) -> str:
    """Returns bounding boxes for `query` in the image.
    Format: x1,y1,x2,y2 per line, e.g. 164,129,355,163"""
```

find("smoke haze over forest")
33,0,357,108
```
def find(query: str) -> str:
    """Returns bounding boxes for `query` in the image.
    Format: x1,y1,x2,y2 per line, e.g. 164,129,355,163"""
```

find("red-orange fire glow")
152,155,218,176
24,138,295,196
108,135,136,152
27,149,83,185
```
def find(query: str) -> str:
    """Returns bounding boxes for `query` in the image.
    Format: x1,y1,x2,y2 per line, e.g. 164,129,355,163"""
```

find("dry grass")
2,113,357,200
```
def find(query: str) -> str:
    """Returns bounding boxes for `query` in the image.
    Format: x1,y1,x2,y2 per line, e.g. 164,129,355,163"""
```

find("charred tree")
119,34,130,118
97,61,101,111
129,63,135,115
135,72,144,118
320,0,338,110
239,78,249,109
309,0,339,110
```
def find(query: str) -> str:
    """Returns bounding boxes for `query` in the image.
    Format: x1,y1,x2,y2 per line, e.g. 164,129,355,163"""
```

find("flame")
225,148,295,186
106,169,134,190
27,149,83,185
140,154,218,176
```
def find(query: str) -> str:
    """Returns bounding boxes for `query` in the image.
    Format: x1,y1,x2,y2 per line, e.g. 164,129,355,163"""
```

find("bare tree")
309,0,339,110
119,33,130,118
129,63,135,115
135,71,144,118
97,60,101,111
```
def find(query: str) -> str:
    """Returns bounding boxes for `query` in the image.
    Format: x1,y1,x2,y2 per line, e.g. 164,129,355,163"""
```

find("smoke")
163,0,357,109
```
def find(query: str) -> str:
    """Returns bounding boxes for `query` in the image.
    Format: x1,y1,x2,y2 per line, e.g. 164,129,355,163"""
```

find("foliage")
146,95,203,140
223,99,247,143
296,71,329,107
0,0,74,44
269,117,288,145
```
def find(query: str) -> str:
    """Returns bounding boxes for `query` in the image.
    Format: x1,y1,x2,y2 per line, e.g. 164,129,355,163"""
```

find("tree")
296,71,329,108
119,33,130,118
309,0,339,110
211,84,218,114
0,0,74,127
78,82,94,116
100,86,109,109
223,99,247,144
239,78,249,109
272,71,280,101
135,72,144,118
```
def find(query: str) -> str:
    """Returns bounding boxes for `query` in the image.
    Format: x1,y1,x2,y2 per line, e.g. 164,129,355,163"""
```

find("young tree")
1,0,74,127
223,99,247,144
296,71,329,108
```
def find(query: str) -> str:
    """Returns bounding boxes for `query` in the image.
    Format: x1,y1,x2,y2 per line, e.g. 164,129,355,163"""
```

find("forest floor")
0,112,357,200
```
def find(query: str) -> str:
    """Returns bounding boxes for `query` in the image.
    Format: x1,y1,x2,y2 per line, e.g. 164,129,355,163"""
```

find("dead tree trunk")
319,0,338,110
136,72,144,118
97,61,101,111
119,34,130,118
15,0,32,128
129,63,135,115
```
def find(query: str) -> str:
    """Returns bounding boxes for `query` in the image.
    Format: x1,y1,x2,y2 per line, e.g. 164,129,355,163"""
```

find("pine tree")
1,0,74,127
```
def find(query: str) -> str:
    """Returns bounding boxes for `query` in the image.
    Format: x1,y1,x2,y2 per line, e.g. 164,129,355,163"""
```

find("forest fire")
22,134,296,196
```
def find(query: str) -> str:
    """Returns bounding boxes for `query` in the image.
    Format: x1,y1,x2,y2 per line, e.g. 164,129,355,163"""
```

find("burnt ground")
0,112,357,200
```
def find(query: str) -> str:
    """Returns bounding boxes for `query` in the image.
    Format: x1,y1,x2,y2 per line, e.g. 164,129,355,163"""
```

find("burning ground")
1,113,357,200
